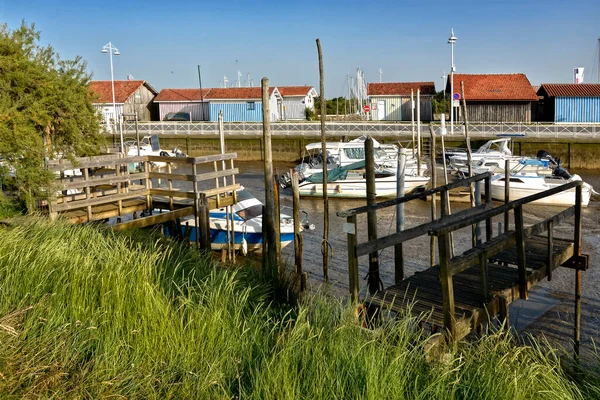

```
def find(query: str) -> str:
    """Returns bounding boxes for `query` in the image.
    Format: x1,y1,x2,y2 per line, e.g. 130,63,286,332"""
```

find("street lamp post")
441,71,447,115
447,29,457,135
102,42,121,152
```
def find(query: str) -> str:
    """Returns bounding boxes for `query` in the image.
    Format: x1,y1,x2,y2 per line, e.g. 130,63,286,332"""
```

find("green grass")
0,218,597,398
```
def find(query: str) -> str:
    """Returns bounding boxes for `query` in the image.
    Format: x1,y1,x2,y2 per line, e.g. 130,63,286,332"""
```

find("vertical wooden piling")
514,205,528,300
192,161,200,249
485,175,493,240
460,81,476,247
365,137,379,295
261,77,278,277
479,251,489,302
438,227,456,341
291,169,304,289
395,148,406,283
411,90,416,161
504,159,510,231
198,193,211,251
273,173,282,270
347,215,359,304
574,184,582,357
316,38,329,281
83,167,92,221
429,125,437,267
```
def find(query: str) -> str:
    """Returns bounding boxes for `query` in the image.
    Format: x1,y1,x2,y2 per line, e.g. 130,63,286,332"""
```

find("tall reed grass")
0,218,595,398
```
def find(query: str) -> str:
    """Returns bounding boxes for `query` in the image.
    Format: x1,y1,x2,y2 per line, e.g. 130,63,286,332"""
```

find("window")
247,101,256,110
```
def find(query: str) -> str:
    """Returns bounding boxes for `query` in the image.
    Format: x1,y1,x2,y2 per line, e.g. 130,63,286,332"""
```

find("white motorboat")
297,160,430,199
447,137,514,168
490,165,592,207
279,137,426,188
125,134,186,168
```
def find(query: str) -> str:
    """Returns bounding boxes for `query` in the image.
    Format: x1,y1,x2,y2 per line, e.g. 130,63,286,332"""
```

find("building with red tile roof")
154,87,283,122
89,80,158,123
367,82,435,121
277,86,317,120
537,84,600,123
445,74,537,122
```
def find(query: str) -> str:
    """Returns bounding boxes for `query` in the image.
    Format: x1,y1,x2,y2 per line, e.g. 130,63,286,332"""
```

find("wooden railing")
337,172,587,340
45,153,239,249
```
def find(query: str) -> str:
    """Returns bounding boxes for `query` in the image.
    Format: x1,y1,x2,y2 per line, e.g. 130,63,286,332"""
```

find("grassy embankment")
0,199,599,398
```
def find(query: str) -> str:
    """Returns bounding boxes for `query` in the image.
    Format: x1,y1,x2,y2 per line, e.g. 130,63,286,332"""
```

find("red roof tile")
89,80,157,103
539,84,600,97
154,88,212,102
277,86,315,97
448,74,537,101
204,87,276,100
368,82,436,96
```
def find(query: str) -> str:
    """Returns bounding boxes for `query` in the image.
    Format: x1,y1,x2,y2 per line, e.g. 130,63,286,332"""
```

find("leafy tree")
432,90,451,115
314,96,358,115
0,22,104,208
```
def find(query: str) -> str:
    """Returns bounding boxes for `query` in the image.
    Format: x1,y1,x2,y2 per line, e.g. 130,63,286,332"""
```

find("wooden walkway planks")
368,235,574,339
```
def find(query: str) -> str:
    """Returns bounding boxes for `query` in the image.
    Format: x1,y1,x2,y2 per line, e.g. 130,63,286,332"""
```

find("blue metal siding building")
555,97,600,123
209,102,263,122
537,84,600,123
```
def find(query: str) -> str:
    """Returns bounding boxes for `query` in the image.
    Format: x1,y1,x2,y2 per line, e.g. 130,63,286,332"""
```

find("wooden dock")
338,172,589,353
43,152,240,249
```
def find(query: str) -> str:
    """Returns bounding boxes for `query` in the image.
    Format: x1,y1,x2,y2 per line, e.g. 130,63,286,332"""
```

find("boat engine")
553,166,572,179
536,150,559,166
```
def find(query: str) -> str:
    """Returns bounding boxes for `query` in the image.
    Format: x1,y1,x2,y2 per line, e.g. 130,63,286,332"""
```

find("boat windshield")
236,204,263,221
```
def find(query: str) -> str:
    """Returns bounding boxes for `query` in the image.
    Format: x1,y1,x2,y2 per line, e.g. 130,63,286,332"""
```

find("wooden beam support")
514,205,528,300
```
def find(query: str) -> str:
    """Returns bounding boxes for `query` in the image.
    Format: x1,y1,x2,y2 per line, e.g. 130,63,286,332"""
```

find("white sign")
453,100,460,107
574,67,584,84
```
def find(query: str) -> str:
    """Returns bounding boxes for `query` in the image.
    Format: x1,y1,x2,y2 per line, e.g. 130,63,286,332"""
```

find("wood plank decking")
369,236,574,339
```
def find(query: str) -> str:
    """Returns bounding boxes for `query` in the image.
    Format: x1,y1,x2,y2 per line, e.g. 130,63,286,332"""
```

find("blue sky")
2,0,599,96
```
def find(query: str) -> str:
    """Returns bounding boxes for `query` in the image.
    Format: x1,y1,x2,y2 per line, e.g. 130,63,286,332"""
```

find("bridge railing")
120,121,600,139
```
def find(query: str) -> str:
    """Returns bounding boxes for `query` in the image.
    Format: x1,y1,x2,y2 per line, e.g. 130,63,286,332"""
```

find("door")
377,100,386,121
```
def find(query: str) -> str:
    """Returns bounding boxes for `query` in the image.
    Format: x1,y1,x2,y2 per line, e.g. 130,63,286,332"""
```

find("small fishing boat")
297,160,430,198
165,187,312,253
490,163,593,206
447,137,514,168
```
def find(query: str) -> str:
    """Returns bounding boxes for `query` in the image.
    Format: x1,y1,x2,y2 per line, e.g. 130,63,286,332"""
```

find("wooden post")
83,167,92,221
574,184,582,357
365,137,379,295
347,215,359,304
485,175,492,241
261,77,278,277
504,159,510,231
316,38,329,281
514,205,528,300
429,125,437,267
273,173,282,270
198,193,211,251
167,162,173,210
460,81,476,246
395,148,406,283
291,169,303,287
116,161,123,216
438,231,456,340
145,159,152,211
192,162,200,249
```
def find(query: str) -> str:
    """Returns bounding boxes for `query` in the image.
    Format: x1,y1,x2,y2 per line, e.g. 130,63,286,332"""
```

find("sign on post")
363,105,370,113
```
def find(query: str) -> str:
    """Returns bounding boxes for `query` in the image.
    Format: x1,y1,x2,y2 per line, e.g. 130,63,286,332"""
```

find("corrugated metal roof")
154,88,212,102
540,84,600,98
277,86,314,96
446,74,537,101
89,80,157,103
368,82,436,96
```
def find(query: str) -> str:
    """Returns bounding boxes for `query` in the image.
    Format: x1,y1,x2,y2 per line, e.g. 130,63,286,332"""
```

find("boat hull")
490,179,591,206
298,176,430,198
